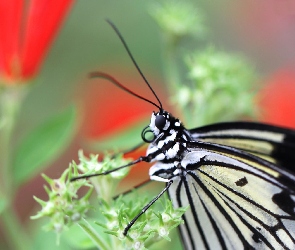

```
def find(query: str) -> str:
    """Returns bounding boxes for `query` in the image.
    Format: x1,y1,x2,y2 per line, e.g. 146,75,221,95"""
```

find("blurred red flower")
0,0,73,83
258,70,295,128
81,71,165,139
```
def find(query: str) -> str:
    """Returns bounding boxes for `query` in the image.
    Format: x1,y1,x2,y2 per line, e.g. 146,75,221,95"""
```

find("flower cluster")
76,150,130,202
174,47,257,127
31,165,93,238
31,150,130,237
33,150,187,249
97,196,187,250
150,0,206,41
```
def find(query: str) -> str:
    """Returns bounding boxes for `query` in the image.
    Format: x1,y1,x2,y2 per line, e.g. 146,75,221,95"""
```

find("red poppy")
0,0,73,84
258,70,295,128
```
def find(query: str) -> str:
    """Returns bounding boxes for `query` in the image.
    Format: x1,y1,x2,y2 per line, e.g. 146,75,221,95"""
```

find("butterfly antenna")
106,19,163,110
90,72,161,110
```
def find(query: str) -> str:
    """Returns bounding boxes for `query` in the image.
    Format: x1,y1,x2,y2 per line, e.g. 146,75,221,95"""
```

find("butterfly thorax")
145,110,192,182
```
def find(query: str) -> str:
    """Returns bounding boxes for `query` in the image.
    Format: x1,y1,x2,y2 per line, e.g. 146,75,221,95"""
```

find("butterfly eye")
155,115,166,130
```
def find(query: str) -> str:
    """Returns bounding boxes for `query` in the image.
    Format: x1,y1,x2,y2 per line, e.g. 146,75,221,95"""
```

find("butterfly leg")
70,156,150,181
123,179,174,236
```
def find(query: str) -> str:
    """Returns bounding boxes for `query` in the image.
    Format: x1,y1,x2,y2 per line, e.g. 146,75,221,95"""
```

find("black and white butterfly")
72,20,295,250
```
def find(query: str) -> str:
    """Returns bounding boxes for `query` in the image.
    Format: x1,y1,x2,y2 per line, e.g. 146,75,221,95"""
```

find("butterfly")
72,20,295,250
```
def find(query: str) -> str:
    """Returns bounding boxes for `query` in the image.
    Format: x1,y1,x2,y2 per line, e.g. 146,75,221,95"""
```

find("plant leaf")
13,105,76,185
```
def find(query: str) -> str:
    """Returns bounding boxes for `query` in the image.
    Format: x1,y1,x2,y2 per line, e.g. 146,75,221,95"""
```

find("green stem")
0,85,30,250
0,86,27,194
162,34,180,96
1,207,31,250
77,218,110,250
161,34,192,124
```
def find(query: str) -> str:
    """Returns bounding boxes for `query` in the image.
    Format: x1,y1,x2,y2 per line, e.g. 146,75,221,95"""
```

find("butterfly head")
141,110,183,143
151,111,172,135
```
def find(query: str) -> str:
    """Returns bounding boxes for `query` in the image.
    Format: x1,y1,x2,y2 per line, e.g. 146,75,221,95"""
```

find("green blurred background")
2,0,295,249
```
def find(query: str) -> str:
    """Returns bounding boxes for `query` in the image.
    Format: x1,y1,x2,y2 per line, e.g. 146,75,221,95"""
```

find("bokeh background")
1,0,295,249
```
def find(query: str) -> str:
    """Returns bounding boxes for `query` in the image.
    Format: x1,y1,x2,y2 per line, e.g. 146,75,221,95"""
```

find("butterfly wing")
189,122,295,171
167,141,295,250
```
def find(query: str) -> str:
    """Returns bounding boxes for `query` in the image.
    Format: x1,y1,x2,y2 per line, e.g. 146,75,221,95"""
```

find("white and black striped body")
147,110,295,250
